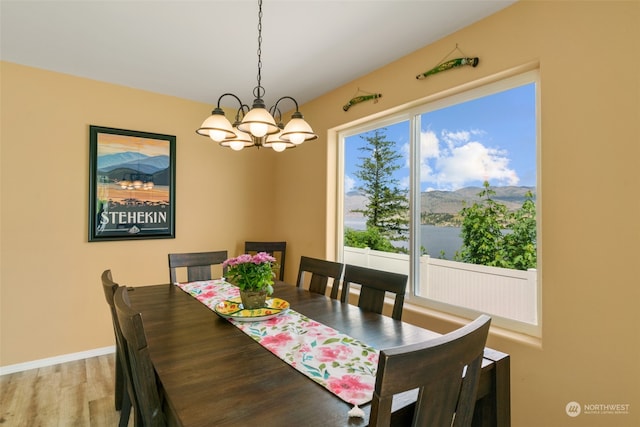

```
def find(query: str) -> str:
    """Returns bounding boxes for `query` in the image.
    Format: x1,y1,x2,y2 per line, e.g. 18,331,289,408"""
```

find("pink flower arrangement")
223,252,277,294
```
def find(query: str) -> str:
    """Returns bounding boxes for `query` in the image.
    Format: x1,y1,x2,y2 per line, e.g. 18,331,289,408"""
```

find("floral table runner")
177,280,379,407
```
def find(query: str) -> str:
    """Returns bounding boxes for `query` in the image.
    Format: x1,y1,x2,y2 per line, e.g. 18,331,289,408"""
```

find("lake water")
418,225,463,260
344,220,463,260
393,225,463,260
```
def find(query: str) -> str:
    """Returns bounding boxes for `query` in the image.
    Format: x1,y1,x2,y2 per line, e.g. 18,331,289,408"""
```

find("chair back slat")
114,286,167,427
244,241,287,281
296,256,344,298
341,265,407,320
100,270,134,426
168,250,228,283
370,315,492,427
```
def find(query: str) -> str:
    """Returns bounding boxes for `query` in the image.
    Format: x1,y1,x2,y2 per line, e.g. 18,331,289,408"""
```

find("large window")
339,71,540,336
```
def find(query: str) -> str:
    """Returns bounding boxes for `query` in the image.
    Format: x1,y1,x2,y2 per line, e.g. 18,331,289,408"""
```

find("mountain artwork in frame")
89,125,176,241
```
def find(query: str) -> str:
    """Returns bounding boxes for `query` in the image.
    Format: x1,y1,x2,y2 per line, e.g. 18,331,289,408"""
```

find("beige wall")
2,1,639,426
0,62,280,363
270,1,640,426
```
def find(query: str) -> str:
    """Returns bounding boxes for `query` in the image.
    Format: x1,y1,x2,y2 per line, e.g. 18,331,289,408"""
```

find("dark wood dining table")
128,282,510,427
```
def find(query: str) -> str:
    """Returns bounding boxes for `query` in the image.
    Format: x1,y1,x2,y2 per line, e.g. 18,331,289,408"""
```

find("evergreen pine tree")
352,129,409,243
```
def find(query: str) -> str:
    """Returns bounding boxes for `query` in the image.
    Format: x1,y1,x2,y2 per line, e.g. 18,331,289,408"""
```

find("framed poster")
89,125,176,241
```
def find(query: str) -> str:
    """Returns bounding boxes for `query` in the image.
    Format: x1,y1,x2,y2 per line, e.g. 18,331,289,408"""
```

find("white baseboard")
0,346,116,376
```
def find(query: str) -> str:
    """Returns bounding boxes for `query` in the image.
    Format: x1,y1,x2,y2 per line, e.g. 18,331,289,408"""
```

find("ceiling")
1,0,516,109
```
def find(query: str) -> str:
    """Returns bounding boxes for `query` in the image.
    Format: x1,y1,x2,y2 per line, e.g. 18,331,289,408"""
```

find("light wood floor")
0,354,133,427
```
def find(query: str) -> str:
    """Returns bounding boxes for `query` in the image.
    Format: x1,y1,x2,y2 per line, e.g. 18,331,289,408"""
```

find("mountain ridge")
98,152,170,175
421,185,535,214
345,186,535,220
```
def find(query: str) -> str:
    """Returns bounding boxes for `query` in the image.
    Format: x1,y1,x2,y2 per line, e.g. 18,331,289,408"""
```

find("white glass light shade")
271,142,287,152
196,113,236,142
288,132,306,145
263,129,295,151
209,129,228,142
219,127,254,151
132,180,143,189
280,117,318,144
237,107,279,137
229,140,246,151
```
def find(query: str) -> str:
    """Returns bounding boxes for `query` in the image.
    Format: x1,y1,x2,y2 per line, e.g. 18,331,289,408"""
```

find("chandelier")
196,0,317,152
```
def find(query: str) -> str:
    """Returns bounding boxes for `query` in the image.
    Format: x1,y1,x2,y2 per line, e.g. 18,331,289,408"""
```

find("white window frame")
336,69,541,337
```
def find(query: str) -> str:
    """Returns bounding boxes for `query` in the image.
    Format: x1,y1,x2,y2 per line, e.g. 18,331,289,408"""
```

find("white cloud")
419,130,440,182
423,128,519,190
442,129,471,144
344,175,356,193
421,130,440,158
436,141,519,190
351,127,519,192
399,175,410,190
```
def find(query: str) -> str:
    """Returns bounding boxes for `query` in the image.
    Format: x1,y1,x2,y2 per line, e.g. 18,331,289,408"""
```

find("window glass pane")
338,73,539,335
418,84,536,258
416,82,538,327
343,122,410,276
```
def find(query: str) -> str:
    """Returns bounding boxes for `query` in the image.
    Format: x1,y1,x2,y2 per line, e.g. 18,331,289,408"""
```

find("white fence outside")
343,246,538,325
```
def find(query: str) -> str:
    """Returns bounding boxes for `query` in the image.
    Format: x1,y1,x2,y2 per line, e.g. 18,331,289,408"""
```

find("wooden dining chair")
114,286,167,427
369,315,492,427
100,269,134,427
296,256,344,299
244,241,286,281
340,264,408,320
168,250,228,283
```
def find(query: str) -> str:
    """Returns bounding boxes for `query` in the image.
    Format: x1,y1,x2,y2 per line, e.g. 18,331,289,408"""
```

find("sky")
97,133,169,157
344,83,536,193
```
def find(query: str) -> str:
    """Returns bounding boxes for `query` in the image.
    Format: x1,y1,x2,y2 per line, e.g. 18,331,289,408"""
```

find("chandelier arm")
216,93,245,110
196,0,313,152
268,105,283,124
233,104,251,122
272,96,301,114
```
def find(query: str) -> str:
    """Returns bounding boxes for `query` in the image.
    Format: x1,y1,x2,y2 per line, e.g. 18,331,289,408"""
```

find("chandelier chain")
255,0,264,99
196,0,317,150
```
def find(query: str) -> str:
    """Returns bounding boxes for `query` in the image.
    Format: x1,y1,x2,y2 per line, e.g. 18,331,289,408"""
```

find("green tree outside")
344,226,398,252
347,128,409,252
455,181,536,270
501,190,537,270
